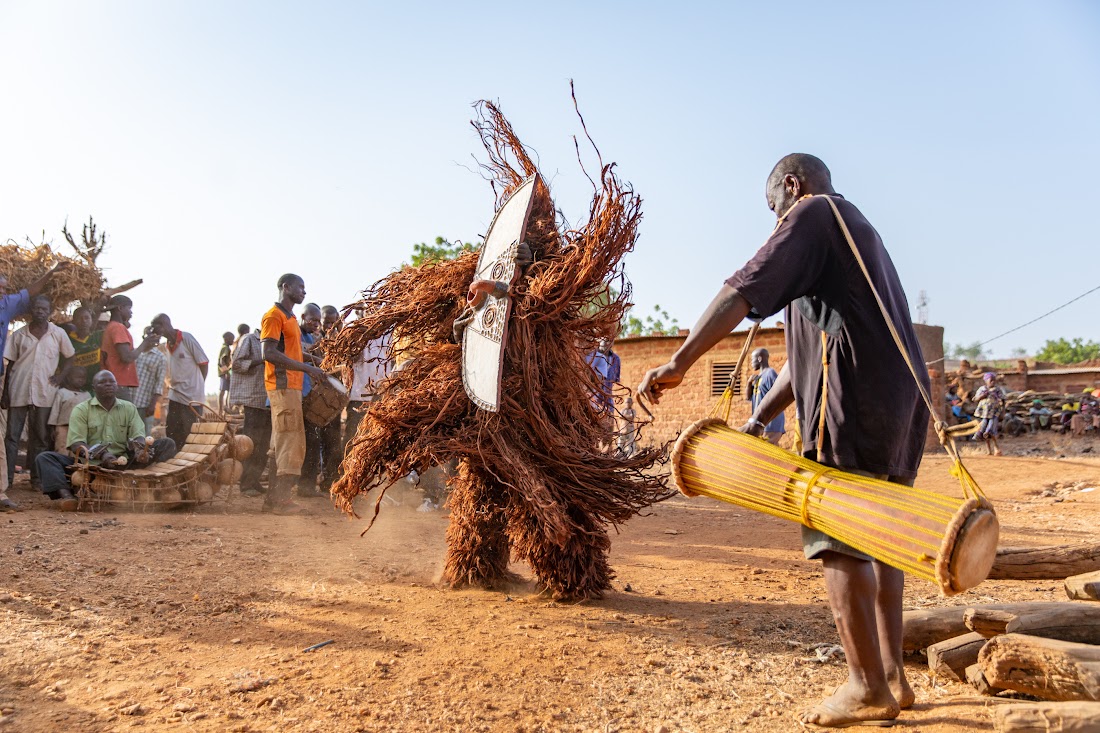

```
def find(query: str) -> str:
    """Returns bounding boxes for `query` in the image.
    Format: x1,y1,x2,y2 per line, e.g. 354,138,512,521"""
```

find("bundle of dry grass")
326,97,673,600
1,217,107,314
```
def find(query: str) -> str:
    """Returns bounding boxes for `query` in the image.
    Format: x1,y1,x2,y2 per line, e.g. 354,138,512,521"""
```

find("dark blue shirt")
749,366,786,433
0,290,31,377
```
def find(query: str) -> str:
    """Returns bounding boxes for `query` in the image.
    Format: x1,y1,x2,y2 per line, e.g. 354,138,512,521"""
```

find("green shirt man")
67,397,145,465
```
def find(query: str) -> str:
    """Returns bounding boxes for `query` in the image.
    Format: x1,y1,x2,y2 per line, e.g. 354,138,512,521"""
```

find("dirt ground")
1,432,1098,733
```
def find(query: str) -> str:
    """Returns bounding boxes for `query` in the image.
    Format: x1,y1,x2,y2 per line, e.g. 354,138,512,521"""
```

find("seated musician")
35,370,177,511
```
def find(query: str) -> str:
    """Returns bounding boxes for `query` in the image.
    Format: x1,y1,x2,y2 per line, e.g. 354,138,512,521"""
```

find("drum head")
946,507,1000,593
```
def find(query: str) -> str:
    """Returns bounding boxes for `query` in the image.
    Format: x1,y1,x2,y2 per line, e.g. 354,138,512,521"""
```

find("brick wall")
618,322,945,452
617,327,797,449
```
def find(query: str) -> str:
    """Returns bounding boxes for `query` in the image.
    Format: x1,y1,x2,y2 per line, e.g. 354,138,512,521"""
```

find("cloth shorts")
267,388,306,477
802,470,916,562
219,375,230,391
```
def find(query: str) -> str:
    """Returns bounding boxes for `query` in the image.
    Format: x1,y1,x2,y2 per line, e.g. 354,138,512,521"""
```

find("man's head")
277,273,306,306
222,331,235,345
322,305,340,330
751,348,770,371
0,275,9,298
766,154,834,219
625,396,633,408
150,313,174,338
30,295,50,325
237,323,250,337
107,295,133,324
598,337,613,355
92,369,118,402
301,303,322,335
72,306,94,335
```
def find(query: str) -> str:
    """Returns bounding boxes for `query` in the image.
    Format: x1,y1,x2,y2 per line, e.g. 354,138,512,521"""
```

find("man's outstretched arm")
637,285,753,403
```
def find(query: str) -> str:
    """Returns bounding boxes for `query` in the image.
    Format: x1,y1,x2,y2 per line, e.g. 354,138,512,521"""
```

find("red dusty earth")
0,439,1097,732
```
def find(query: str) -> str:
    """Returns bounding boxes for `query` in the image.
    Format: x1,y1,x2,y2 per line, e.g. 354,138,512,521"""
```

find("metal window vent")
711,363,741,397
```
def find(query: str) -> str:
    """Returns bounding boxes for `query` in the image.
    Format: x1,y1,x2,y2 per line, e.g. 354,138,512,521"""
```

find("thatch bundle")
0,241,104,314
326,98,672,599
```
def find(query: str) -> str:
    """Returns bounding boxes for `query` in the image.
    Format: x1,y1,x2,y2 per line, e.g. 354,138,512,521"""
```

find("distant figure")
230,323,270,497
747,348,785,445
617,395,637,457
260,274,326,514
150,314,209,449
1028,400,1052,432
4,295,75,492
217,331,235,413
100,295,160,402
134,332,168,437
343,334,391,461
320,305,342,339
586,337,621,449
48,366,89,453
297,303,326,498
971,372,1005,456
66,306,102,394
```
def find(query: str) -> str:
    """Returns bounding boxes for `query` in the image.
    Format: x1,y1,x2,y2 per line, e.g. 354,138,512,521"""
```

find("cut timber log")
965,603,1100,644
994,701,1100,732
965,662,1004,696
990,544,1100,581
979,634,1100,701
904,603,1079,651
1066,571,1100,602
928,632,988,681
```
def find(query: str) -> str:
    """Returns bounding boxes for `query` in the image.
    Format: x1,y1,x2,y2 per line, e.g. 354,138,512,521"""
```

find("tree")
1009,347,1028,358
1035,338,1100,364
949,341,986,361
621,304,680,337
410,236,478,267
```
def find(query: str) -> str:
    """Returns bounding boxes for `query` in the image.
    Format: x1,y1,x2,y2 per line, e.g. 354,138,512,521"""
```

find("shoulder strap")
819,196,984,498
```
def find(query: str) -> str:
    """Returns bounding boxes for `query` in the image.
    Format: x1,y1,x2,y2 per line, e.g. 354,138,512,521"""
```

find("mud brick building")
616,323,946,452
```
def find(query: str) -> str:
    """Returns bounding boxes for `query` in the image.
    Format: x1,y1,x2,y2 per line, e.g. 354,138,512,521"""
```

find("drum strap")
816,330,829,464
820,195,985,500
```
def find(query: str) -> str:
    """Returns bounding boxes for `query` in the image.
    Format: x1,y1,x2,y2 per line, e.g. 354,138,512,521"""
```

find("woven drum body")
303,375,350,427
672,419,999,596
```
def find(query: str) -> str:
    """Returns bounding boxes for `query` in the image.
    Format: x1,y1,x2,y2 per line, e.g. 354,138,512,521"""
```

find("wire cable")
928,283,1100,365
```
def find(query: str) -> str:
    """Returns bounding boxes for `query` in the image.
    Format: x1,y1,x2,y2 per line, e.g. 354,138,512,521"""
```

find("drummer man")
261,274,326,515
639,154,929,728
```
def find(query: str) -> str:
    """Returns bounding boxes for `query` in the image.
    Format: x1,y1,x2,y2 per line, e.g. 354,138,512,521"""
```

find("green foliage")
1035,337,1100,365
621,304,680,337
410,236,477,267
948,341,986,361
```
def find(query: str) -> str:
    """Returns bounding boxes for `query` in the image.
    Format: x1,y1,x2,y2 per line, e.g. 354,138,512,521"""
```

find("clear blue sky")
1,1,1097,391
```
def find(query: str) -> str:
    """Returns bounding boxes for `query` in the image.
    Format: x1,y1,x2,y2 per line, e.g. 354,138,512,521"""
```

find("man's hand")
637,362,685,405
737,419,766,437
305,364,327,380
143,404,155,418
100,452,119,468
47,261,71,277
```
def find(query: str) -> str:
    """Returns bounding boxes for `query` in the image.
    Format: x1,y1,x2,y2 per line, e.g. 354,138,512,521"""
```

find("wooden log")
994,701,1100,732
102,279,143,298
979,634,1100,701
905,603,1079,651
1066,571,1100,602
928,632,988,681
966,608,1020,637
965,662,1004,696
966,603,1100,644
990,544,1100,581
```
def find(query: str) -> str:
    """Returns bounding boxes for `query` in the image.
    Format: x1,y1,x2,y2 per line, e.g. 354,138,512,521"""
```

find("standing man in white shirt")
150,314,209,449
4,295,75,491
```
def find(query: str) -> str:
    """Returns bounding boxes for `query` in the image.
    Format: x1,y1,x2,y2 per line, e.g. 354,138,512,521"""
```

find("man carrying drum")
639,154,929,728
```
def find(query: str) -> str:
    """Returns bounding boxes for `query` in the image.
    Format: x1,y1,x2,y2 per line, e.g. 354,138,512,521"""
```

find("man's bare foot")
799,682,899,728
888,676,915,710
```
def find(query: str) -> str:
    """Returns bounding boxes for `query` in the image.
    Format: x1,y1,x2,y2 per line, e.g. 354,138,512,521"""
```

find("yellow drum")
672,418,999,596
